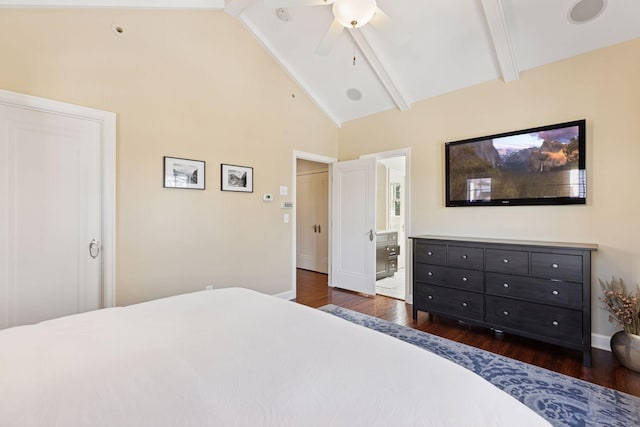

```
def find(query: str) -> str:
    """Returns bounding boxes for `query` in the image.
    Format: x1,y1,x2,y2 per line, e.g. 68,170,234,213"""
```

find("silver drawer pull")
503,310,509,316
552,321,559,326
427,271,433,276
386,247,390,251
503,283,509,288
462,255,468,259
427,251,433,256
428,295,433,300
552,263,559,269
503,259,509,264
461,302,468,307
462,277,468,282
552,290,559,296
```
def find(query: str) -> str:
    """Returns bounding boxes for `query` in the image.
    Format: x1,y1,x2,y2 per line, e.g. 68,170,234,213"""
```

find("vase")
611,331,640,372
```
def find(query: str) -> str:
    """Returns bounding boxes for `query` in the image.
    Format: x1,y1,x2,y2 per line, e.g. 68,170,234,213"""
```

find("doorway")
293,151,336,300
296,159,329,274
373,156,407,300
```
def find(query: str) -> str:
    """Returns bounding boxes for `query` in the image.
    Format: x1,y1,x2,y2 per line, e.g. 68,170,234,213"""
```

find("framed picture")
221,164,253,193
163,156,206,190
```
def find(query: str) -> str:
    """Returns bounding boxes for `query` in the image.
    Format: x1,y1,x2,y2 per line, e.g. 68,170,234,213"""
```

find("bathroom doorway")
372,155,407,301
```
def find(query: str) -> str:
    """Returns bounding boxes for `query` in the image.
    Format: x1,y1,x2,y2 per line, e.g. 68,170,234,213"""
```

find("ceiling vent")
346,88,363,101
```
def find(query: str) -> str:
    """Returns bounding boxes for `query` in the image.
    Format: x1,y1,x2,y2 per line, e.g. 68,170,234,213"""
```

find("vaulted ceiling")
3,0,640,125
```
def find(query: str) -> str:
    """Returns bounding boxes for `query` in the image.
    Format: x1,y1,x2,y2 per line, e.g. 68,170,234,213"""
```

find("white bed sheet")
0,287,550,426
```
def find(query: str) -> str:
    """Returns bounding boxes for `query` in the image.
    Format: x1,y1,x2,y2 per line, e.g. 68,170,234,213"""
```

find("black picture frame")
221,164,253,193
163,156,206,190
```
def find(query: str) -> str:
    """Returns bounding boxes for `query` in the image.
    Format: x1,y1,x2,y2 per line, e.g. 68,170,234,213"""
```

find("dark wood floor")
295,268,640,397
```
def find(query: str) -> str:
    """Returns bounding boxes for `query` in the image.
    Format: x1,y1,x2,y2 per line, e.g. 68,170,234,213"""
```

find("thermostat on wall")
263,194,273,201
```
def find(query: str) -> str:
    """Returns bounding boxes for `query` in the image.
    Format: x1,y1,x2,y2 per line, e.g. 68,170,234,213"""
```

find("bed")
0,287,550,426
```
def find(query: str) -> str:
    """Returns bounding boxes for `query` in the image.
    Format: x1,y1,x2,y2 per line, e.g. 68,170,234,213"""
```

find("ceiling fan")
264,0,409,55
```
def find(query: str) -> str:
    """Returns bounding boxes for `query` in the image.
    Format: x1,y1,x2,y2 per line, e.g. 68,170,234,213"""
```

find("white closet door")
296,174,317,271
296,172,329,274
0,103,102,329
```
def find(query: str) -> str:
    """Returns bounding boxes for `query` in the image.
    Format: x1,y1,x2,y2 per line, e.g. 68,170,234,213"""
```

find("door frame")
0,89,116,308
287,151,337,300
360,148,412,304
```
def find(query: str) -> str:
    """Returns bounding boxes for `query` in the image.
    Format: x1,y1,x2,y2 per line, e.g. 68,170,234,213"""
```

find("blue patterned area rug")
319,305,640,427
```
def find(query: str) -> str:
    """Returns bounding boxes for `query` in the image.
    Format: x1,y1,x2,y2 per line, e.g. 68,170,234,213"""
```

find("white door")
297,173,317,271
296,172,328,274
330,158,376,295
0,100,104,328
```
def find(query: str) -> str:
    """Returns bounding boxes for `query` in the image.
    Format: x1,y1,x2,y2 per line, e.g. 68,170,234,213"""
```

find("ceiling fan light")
332,0,377,29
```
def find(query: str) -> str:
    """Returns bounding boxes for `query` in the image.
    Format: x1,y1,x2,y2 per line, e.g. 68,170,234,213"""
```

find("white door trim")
288,151,337,300
360,148,412,304
0,89,116,308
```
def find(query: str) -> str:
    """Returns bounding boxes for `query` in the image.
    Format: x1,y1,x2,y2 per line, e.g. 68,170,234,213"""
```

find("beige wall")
339,38,640,337
0,9,338,305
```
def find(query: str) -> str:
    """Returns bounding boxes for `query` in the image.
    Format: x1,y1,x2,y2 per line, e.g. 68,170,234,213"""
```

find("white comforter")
0,288,550,426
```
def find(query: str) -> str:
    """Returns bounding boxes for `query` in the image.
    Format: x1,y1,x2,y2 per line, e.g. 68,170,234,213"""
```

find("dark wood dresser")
411,235,597,366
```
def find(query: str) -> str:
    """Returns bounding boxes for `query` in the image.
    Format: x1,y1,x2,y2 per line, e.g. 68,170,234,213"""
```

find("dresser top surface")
409,235,598,251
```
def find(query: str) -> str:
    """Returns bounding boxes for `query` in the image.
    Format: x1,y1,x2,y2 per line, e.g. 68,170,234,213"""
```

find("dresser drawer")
531,252,582,282
485,249,529,275
485,296,582,345
415,283,483,322
414,264,483,291
389,258,397,273
447,246,484,270
414,242,446,265
486,273,582,309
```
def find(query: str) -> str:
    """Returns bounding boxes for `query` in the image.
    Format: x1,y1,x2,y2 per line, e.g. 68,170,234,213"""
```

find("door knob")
369,229,374,242
89,239,100,259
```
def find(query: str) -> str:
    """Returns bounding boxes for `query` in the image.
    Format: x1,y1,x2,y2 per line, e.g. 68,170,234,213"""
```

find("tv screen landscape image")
445,120,586,207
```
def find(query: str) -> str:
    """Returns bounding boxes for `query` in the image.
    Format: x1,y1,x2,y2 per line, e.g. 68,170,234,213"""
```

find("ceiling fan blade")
316,18,344,56
369,7,410,46
264,0,335,8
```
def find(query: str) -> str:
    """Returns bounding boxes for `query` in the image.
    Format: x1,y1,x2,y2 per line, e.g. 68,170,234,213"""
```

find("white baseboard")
592,333,611,351
274,289,296,301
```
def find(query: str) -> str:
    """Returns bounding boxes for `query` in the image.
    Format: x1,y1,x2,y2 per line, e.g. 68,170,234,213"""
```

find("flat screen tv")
445,119,586,207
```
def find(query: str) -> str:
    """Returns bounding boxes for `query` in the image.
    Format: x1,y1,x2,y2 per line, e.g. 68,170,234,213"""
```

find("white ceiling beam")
350,29,410,112
480,0,519,83
0,0,225,8
238,13,343,126
225,0,258,17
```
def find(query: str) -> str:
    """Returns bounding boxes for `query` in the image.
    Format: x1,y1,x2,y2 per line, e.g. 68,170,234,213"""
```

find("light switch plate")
283,213,290,224
279,186,288,196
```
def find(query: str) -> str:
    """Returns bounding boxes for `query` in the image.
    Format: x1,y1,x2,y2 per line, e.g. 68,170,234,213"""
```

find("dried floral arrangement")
599,277,640,335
